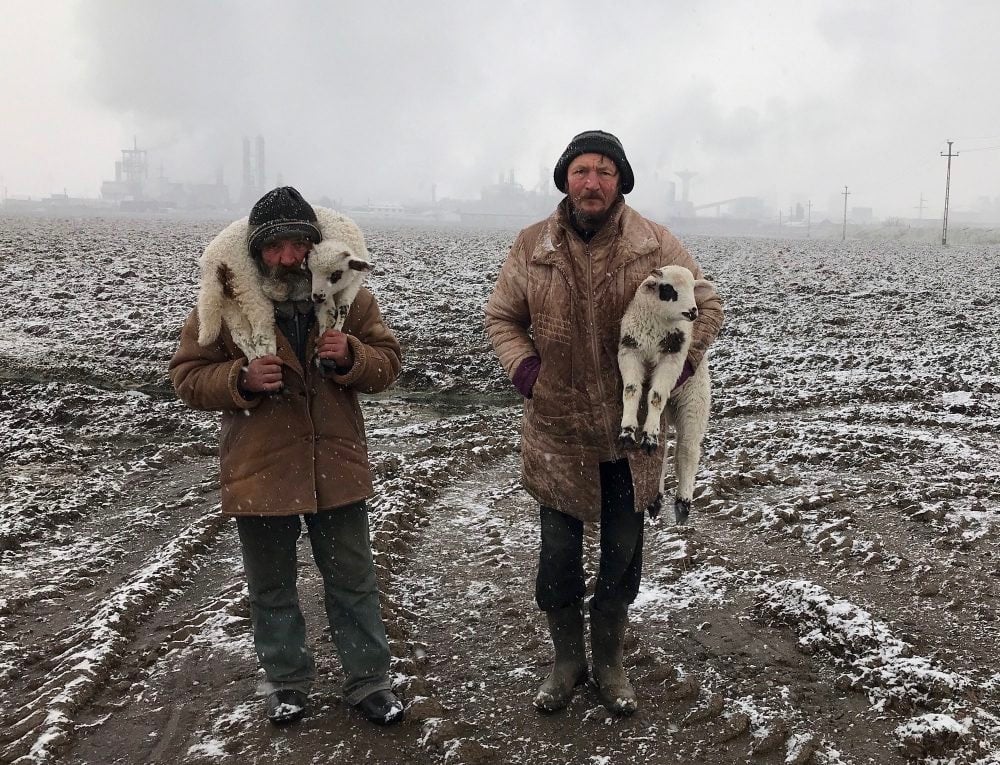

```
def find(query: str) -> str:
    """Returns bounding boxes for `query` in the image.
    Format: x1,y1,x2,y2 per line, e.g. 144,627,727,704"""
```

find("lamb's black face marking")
620,334,639,349
658,283,679,302
327,269,344,285
659,329,685,354
681,307,698,321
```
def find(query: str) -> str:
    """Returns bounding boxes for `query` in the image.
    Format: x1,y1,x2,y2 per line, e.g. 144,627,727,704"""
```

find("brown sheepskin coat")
484,199,724,522
169,288,400,516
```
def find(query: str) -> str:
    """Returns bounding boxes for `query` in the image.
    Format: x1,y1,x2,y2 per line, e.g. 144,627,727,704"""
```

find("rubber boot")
533,603,588,712
589,605,637,715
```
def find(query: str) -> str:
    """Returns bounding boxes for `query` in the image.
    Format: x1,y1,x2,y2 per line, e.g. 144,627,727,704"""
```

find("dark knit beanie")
246,186,323,259
553,130,634,194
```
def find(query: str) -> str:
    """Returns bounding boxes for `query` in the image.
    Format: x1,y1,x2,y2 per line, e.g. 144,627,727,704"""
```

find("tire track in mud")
0,508,226,764
42,400,524,765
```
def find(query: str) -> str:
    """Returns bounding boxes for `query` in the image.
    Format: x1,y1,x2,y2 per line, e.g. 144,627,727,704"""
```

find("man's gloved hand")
513,356,541,398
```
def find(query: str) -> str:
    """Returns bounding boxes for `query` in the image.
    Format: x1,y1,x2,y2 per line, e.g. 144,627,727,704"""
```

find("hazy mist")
3,0,999,220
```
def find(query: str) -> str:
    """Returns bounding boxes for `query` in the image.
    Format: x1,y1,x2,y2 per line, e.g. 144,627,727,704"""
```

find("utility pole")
841,186,850,241
806,200,812,238
941,140,958,245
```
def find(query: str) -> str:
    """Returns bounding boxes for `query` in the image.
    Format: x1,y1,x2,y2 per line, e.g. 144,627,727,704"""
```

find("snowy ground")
0,214,998,765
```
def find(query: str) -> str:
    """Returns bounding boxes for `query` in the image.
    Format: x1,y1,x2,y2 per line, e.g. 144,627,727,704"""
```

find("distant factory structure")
99,138,230,212
239,136,268,207
458,168,560,226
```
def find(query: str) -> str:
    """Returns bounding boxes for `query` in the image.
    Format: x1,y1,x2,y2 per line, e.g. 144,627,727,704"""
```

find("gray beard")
260,267,312,303
570,203,612,235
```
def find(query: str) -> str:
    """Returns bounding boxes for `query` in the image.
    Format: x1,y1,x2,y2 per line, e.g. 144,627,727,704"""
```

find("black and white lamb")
306,211,372,336
618,265,713,524
196,207,370,360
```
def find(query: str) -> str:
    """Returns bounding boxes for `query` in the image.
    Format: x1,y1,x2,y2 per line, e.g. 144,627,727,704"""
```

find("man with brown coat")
484,131,724,715
170,187,404,727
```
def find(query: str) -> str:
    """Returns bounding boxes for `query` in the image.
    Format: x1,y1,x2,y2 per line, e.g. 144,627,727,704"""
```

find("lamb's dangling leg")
332,276,365,331
639,356,684,454
319,296,338,336
617,345,644,447
670,371,710,525
332,302,351,332
647,446,670,521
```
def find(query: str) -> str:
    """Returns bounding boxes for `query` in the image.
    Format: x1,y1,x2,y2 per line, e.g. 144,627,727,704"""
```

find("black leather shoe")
265,688,308,725
354,689,404,725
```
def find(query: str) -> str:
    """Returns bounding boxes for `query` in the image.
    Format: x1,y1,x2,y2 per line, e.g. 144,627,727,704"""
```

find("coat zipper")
585,244,618,456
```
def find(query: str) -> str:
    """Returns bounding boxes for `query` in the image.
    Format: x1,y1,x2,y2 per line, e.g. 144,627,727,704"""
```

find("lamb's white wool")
195,207,370,361
308,208,372,336
196,216,277,360
618,265,713,524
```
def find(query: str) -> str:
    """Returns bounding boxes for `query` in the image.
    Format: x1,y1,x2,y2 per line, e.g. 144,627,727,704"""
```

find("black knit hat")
553,130,634,194
246,186,323,259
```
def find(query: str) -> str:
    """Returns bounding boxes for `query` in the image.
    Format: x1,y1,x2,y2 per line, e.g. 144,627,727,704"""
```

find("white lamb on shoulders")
618,265,713,525
308,208,373,338
195,206,370,362
196,216,277,361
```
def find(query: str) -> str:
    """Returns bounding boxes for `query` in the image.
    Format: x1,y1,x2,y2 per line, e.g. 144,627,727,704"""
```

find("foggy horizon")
3,0,1000,222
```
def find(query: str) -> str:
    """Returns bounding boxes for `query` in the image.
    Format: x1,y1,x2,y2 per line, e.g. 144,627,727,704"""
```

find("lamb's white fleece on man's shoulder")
195,207,368,361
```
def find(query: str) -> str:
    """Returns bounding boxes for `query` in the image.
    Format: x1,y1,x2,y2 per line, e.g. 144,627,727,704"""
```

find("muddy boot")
533,603,588,712
589,605,637,715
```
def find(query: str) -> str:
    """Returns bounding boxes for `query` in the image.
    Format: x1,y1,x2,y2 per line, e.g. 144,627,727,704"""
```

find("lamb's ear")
348,259,373,271
693,278,715,296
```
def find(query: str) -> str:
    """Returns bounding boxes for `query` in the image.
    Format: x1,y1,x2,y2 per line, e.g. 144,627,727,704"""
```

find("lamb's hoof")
639,432,659,455
674,498,691,525
618,426,638,449
647,493,663,520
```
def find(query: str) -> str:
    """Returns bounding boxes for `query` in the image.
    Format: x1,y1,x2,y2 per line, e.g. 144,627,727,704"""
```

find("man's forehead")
568,153,617,170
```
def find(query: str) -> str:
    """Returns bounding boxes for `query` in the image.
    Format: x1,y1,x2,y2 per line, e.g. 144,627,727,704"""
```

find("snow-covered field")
0,214,997,765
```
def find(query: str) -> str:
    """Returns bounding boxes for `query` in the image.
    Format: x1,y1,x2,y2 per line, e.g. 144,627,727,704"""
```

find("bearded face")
260,260,312,303
566,153,620,232
257,237,314,302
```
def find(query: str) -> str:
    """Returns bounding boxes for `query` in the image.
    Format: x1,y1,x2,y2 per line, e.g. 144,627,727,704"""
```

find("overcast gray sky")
2,0,999,220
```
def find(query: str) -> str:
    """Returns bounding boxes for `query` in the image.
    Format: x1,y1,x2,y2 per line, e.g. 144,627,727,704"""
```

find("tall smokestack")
242,137,253,203
255,136,266,192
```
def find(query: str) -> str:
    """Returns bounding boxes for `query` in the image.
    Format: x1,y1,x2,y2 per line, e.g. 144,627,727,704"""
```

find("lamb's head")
637,265,703,322
306,239,372,304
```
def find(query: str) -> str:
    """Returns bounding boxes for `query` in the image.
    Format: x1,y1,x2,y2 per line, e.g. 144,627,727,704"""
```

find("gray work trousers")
235,501,391,705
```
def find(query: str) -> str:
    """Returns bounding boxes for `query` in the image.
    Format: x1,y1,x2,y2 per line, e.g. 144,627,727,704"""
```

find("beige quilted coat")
484,199,724,522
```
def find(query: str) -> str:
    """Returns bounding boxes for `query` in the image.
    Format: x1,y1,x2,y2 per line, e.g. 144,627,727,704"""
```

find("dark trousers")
235,502,391,705
535,459,644,614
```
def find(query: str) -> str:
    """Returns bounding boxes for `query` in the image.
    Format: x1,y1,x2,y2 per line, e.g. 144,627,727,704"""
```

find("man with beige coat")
484,131,723,715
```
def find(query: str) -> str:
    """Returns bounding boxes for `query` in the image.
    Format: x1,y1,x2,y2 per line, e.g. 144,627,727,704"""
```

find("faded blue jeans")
235,501,392,705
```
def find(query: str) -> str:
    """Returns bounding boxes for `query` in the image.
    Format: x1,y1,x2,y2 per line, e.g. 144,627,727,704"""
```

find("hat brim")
248,221,323,257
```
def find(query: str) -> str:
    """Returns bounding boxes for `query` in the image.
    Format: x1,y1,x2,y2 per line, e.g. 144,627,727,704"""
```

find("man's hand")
240,354,285,393
317,330,354,368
